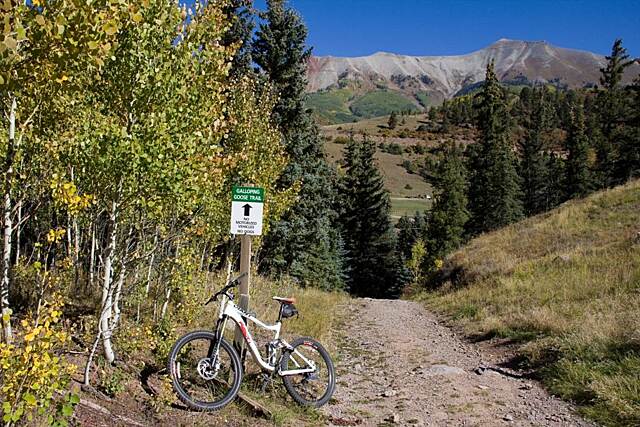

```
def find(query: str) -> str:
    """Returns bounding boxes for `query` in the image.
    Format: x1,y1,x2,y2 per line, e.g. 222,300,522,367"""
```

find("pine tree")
396,211,426,261
252,0,310,128
341,136,404,298
388,111,398,129
222,0,254,76
565,99,593,198
466,61,522,236
423,141,469,272
253,0,343,289
615,74,640,182
595,39,634,187
519,88,553,215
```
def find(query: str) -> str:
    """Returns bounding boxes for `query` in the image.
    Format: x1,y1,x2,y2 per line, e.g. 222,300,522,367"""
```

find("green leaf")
68,394,80,405
102,20,118,36
23,392,37,406
61,403,73,417
16,25,26,41
12,405,23,421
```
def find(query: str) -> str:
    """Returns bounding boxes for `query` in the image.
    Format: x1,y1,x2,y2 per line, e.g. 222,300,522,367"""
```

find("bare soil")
324,298,593,427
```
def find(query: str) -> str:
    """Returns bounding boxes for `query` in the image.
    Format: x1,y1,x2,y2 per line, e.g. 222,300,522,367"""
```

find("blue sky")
250,0,640,58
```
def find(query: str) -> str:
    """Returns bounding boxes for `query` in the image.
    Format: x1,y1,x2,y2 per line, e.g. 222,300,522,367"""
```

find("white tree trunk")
15,200,21,264
111,227,132,329
99,200,118,364
88,223,96,289
111,260,126,329
160,287,171,320
145,229,158,297
0,96,16,343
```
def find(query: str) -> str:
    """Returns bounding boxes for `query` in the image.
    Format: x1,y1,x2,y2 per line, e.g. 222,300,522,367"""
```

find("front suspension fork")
207,316,228,360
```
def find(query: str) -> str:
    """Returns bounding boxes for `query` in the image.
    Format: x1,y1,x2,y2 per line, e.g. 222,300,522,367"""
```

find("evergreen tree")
423,142,469,272
615,75,640,181
565,100,593,198
466,61,522,236
341,136,404,298
440,100,451,133
428,107,437,121
396,211,426,261
519,88,553,215
222,0,254,76
388,111,398,129
253,0,343,289
595,39,634,187
546,153,566,209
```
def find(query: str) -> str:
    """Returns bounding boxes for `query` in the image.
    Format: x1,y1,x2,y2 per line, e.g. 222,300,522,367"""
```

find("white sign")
230,186,264,236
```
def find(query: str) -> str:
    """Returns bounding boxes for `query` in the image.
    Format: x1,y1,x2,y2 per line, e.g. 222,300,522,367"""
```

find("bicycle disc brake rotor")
197,357,219,380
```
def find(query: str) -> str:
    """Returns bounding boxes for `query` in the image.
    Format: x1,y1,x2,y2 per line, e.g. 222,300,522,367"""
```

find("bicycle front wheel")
280,337,335,407
167,331,242,411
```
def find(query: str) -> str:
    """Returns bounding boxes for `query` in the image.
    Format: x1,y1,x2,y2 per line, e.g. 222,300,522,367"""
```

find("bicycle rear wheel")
167,330,242,411
280,337,335,407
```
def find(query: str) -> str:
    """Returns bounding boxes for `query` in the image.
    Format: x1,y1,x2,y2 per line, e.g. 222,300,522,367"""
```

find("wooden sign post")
229,185,264,361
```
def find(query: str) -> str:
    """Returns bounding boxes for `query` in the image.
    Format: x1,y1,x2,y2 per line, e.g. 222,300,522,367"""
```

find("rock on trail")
323,298,592,427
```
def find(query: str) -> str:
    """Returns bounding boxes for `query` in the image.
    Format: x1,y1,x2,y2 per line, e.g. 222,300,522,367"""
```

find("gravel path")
323,298,593,427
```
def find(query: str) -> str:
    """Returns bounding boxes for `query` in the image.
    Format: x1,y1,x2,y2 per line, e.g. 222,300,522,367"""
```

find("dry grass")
168,273,348,426
415,180,640,426
324,141,432,198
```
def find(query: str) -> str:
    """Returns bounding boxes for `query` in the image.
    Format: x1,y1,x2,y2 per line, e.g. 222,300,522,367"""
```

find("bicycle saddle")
272,296,296,304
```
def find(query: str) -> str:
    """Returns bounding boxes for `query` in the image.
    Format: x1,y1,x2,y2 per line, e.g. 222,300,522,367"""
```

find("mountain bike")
167,273,336,411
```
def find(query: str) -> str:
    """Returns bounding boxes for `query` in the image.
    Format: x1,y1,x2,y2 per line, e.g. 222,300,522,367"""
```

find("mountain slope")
418,180,640,426
307,39,640,123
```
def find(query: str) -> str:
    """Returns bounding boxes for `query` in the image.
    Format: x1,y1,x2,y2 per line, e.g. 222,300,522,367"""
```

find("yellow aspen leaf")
4,35,16,50
132,12,143,23
102,20,118,36
35,15,46,27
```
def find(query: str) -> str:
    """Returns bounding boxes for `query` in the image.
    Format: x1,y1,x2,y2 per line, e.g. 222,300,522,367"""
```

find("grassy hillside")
349,90,420,118
324,139,432,199
305,89,358,124
306,88,422,124
415,181,640,426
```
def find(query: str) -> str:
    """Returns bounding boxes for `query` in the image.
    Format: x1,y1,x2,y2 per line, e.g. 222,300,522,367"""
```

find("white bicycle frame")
217,293,316,376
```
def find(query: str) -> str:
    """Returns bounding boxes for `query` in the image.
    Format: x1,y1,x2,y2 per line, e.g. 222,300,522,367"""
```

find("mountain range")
306,39,640,124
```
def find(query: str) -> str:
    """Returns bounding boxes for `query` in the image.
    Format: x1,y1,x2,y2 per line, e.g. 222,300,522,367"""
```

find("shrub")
0,294,78,425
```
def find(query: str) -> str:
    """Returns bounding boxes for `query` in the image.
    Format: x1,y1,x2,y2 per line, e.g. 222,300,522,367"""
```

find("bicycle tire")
280,336,336,407
167,330,242,411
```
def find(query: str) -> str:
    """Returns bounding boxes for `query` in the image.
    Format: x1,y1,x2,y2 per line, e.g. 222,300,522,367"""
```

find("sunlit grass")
416,179,640,426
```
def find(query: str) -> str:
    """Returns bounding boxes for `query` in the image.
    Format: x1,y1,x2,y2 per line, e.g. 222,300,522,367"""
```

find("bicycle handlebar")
204,272,248,305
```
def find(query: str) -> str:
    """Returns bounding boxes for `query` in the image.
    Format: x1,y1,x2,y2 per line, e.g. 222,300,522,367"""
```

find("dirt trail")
323,298,592,427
